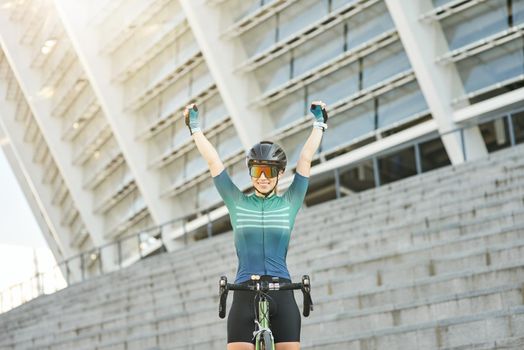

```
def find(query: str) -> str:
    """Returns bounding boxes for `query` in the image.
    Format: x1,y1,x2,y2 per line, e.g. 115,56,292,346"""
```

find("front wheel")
258,330,274,350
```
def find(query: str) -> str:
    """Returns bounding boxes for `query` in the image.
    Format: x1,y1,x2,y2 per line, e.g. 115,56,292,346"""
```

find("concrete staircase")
1,144,524,349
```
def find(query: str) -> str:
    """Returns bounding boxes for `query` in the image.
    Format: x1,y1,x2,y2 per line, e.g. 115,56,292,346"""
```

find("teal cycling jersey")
213,169,309,283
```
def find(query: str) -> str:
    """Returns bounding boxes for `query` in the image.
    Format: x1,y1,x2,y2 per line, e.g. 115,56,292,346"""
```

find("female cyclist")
184,101,328,350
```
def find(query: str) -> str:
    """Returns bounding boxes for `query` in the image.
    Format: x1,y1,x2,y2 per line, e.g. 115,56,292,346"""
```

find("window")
267,90,306,129
254,52,292,93
201,94,228,129
292,22,345,78
338,159,375,193
456,39,524,94
278,0,328,41
346,1,394,50
419,138,451,172
216,127,242,160
321,100,375,153
185,148,207,180
240,16,277,58
441,1,509,50
377,81,428,129
362,41,410,89
304,171,337,206
198,177,221,210
307,63,359,107
378,147,417,185
511,110,524,144
479,117,512,153
514,0,524,25
230,159,252,193
279,128,310,168
432,0,454,7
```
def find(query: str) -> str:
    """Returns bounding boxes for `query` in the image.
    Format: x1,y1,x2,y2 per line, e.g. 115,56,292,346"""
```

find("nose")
259,172,268,180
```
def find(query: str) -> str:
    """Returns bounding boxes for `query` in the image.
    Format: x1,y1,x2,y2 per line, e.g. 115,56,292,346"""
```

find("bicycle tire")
258,330,274,350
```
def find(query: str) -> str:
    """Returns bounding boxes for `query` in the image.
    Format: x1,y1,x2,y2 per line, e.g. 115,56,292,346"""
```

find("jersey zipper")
262,197,267,276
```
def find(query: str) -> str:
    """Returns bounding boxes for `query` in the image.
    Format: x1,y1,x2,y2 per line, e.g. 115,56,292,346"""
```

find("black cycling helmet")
246,141,287,171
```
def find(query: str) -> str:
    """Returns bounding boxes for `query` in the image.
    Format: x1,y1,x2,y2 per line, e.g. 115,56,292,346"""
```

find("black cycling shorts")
227,275,301,344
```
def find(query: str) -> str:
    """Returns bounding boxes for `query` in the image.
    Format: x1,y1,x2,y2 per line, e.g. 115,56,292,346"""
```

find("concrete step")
18,258,524,350
5,212,521,341
300,306,524,350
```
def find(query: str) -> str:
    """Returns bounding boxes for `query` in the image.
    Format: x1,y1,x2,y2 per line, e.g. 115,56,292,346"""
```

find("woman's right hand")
184,103,201,135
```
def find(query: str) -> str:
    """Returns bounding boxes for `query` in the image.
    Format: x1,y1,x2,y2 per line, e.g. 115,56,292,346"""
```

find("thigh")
228,290,257,344
268,290,301,343
275,343,300,350
228,343,255,350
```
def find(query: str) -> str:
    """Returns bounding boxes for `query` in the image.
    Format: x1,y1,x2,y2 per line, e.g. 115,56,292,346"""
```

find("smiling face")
250,165,284,196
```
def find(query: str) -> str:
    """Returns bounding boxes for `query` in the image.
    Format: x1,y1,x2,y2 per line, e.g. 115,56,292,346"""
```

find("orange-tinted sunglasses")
249,165,280,178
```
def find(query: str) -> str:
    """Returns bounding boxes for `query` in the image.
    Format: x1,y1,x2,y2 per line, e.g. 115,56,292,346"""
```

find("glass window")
456,39,524,94
321,100,375,153
378,147,417,185
190,62,213,96
377,81,428,129
202,94,228,129
362,41,410,89
185,149,207,179
230,159,252,193
165,155,185,189
479,117,512,153
240,16,277,58
432,0,454,7
151,125,176,161
441,2,508,50
332,0,358,11
511,110,524,144
177,29,200,64
278,0,328,41
419,138,451,172
338,159,375,193
279,128,310,169
177,185,198,217
226,0,264,23
216,127,242,160
304,171,337,206
292,22,345,78
514,0,524,25
198,177,221,210
254,52,291,93
267,89,306,129
346,1,394,50
307,63,359,106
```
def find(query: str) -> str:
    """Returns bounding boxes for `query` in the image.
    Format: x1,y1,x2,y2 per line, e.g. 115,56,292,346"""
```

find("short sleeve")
283,172,309,211
212,168,244,207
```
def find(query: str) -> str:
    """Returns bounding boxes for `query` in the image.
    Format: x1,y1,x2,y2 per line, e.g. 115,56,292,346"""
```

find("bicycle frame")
254,290,274,350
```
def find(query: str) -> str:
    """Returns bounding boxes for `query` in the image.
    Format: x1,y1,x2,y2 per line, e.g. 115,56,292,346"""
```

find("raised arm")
296,101,329,177
184,104,224,177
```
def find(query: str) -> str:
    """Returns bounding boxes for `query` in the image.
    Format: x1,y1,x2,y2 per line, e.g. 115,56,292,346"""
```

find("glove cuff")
313,121,328,132
190,127,202,135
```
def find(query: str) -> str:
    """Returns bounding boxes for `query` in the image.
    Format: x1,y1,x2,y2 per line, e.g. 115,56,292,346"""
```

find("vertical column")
179,0,274,149
0,126,64,261
0,19,108,248
0,111,81,280
53,0,180,228
385,0,487,163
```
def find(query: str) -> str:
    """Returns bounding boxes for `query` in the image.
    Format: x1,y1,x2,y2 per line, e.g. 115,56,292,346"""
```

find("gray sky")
0,149,47,248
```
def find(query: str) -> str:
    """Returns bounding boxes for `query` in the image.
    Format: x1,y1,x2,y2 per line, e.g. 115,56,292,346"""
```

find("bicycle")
219,274,313,350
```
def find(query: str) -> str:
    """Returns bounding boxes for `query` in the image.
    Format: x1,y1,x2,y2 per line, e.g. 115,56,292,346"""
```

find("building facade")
0,0,523,282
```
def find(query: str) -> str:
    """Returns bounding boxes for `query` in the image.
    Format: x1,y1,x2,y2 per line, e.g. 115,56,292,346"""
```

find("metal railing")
1,106,522,314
